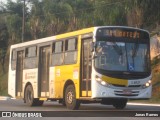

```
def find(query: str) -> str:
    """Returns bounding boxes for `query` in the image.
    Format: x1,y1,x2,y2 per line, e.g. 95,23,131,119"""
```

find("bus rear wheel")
65,84,80,110
112,99,128,109
25,85,43,106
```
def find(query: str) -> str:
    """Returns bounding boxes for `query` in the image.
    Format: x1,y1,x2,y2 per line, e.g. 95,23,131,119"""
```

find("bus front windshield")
95,41,150,72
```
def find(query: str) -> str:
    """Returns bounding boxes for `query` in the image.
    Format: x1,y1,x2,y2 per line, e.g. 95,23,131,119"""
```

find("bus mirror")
93,55,98,59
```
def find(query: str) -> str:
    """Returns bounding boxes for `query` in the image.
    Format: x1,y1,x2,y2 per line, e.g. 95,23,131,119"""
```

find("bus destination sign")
96,28,149,40
105,29,140,39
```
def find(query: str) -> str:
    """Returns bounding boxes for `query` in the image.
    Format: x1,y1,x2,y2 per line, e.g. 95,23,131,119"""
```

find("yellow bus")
8,26,152,110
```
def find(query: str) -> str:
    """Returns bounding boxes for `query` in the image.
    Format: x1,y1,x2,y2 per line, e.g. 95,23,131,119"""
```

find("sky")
0,0,31,10
0,0,8,4
0,0,16,5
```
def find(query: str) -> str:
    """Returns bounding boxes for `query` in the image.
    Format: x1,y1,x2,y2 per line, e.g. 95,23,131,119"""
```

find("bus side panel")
8,49,16,98
49,67,55,98
23,69,38,98
8,70,16,98
54,65,80,99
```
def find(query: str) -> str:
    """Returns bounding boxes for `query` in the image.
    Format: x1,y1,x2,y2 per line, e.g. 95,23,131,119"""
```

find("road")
0,99,159,120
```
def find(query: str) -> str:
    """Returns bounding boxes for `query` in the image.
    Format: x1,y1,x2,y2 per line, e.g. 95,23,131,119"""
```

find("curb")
0,96,11,100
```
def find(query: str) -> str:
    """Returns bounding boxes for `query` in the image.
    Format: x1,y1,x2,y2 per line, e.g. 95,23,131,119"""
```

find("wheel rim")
67,91,73,104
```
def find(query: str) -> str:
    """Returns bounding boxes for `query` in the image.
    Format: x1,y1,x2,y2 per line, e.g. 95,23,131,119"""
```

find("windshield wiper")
132,43,139,58
128,43,139,71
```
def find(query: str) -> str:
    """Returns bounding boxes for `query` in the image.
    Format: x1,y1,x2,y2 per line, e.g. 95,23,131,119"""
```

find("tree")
0,23,9,73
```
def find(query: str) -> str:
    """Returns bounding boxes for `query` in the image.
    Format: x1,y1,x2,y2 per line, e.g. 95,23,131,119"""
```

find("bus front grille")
114,90,139,96
112,84,141,88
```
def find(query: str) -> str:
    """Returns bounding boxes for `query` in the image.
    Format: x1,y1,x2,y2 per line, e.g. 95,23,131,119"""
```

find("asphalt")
1,96,160,107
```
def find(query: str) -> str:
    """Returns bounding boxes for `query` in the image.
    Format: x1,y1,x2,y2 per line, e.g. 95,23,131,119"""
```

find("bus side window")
12,50,17,60
24,46,37,69
11,50,17,70
64,38,78,64
26,46,37,57
25,48,29,57
65,38,77,51
52,42,55,53
55,41,63,53
52,41,64,66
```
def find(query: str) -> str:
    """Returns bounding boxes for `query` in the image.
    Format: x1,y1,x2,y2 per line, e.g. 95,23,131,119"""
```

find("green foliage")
1,0,159,41
152,69,160,101
0,71,8,95
6,0,23,17
151,56,160,68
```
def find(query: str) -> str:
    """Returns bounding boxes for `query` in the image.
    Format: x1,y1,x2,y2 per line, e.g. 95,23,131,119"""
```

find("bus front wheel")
25,85,43,106
65,84,80,110
112,99,128,109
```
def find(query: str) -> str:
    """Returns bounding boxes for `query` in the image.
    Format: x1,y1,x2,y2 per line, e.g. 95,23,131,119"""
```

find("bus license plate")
123,89,132,95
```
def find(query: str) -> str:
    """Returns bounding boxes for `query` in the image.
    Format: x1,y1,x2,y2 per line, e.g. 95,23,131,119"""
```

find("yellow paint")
101,75,128,86
53,28,94,99
56,27,94,40
82,91,92,97
54,48,77,98
39,98,47,101
82,91,86,96
88,91,92,96
54,65,80,98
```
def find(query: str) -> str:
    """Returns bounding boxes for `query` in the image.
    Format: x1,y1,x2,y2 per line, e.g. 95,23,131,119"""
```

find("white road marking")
10,97,16,100
128,102,160,107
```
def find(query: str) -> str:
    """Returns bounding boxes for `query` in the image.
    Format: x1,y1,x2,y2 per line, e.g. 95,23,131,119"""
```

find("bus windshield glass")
95,41,149,72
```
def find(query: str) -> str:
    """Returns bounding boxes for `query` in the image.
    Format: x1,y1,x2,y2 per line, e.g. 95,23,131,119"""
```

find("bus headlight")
95,75,111,87
142,80,151,89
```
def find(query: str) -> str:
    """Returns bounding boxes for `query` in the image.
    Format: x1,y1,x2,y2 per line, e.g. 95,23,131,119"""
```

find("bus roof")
10,27,94,49
10,26,149,49
96,26,149,33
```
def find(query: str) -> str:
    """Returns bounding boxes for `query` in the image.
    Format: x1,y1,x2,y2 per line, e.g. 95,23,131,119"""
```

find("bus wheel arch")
62,80,74,106
63,80,80,110
24,83,43,106
24,82,32,103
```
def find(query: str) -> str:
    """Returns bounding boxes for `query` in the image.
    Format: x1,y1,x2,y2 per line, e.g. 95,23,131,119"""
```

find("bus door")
81,38,92,97
38,46,50,97
16,50,24,97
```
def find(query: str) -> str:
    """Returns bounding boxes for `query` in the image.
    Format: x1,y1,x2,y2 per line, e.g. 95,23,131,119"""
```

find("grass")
0,52,9,96
0,67,8,96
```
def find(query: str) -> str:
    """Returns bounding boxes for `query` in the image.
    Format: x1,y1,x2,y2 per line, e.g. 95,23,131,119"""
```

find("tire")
112,99,128,109
101,98,113,105
36,100,44,106
25,85,43,106
65,84,80,110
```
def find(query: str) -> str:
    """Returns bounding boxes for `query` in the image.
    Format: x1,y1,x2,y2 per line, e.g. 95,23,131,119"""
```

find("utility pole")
22,0,25,42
